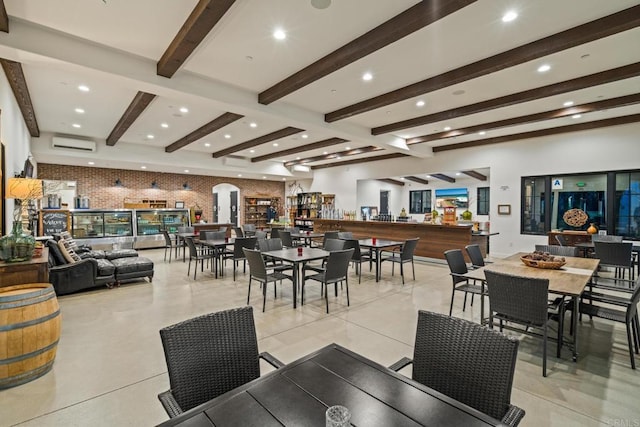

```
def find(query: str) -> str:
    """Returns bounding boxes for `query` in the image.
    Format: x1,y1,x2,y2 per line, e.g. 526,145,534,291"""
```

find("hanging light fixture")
182,183,192,190
114,179,123,187
151,181,159,189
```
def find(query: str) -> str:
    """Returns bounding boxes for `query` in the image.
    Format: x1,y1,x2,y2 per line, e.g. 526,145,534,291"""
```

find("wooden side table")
0,248,49,288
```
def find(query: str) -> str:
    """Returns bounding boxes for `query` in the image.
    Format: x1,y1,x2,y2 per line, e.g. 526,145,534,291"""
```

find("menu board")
39,210,71,236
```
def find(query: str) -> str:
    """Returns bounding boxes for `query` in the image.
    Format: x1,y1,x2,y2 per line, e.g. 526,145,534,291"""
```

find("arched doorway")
212,183,240,226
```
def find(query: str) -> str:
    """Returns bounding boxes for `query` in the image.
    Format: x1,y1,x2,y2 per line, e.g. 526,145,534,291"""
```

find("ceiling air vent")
51,137,96,152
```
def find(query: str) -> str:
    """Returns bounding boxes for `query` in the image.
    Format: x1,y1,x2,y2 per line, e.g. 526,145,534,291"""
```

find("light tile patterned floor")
1,248,638,426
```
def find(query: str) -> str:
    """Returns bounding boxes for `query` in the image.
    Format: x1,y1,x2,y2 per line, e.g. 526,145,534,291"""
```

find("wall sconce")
151,181,159,189
114,179,123,187
182,183,191,190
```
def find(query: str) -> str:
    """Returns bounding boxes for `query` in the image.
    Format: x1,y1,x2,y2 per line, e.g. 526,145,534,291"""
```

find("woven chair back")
594,241,633,268
234,237,257,259
324,238,345,252
534,245,579,257
243,248,268,280
485,270,549,326
324,249,355,283
400,238,419,261
465,244,486,267
444,249,469,284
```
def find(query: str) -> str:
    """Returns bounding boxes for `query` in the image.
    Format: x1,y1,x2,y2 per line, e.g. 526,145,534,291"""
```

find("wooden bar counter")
314,219,487,260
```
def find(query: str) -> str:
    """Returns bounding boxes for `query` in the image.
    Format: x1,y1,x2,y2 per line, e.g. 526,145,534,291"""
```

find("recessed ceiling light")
161,123,169,128
184,169,189,173
204,143,211,147
502,10,518,22
563,101,574,107
426,175,431,178
75,108,85,114
78,84,90,92
224,134,231,139
444,126,451,131
400,177,405,180
323,151,328,155
572,114,582,119
301,134,308,139
88,161,95,165
452,89,466,96
336,156,341,159
455,173,461,176
273,29,286,40
296,157,301,160
273,143,279,147
249,122,257,128
262,176,266,179
72,123,81,128
416,100,425,107
362,72,373,81
249,149,255,153
537,64,551,73
141,166,147,169
479,131,486,135
147,134,154,139
238,174,242,177
179,107,189,113
282,178,286,181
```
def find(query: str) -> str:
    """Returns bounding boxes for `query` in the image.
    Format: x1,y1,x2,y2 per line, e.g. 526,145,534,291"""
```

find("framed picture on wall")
497,204,511,215
175,201,185,209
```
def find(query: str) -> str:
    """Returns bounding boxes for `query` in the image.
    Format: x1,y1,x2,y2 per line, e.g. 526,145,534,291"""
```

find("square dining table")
290,231,325,247
157,343,503,427
197,238,235,278
357,238,404,282
464,252,600,361
262,247,329,308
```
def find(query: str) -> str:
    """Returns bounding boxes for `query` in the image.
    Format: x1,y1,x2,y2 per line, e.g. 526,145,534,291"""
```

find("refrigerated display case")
134,208,190,249
71,209,134,250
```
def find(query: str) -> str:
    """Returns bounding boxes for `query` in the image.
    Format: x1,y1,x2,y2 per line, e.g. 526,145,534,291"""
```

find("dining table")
197,238,235,278
156,343,504,427
357,238,404,282
261,247,329,308
464,252,600,361
174,232,199,262
290,231,325,247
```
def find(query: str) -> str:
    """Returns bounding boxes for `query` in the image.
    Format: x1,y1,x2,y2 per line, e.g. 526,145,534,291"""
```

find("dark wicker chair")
221,237,257,280
244,248,293,312
257,238,293,274
278,230,295,248
233,226,244,238
593,241,634,287
379,238,419,284
555,234,568,246
337,231,353,239
162,230,180,262
580,277,640,369
389,311,525,426
302,248,354,313
484,270,563,377
465,244,492,269
534,244,580,257
243,224,256,237
311,231,339,248
342,239,373,283
184,237,215,280
444,249,485,317
157,306,284,418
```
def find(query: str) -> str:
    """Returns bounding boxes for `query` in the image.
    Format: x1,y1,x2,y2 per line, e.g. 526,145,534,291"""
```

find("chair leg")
187,259,191,277
358,262,362,284
557,307,564,358
543,324,548,377
400,262,404,285
346,278,350,307
262,280,267,312
462,292,468,311
412,260,415,281
626,322,636,369
325,281,329,313
247,277,252,305
449,288,455,316
634,315,640,354
470,293,474,307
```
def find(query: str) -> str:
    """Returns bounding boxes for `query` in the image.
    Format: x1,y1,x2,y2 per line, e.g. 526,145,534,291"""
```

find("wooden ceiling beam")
461,170,487,181
0,59,39,137
405,176,429,185
258,0,476,105
377,178,405,186
431,173,455,183
212,127,304,158
327,5,640,123
311,153,408,170
106,91,156,146
433,113,640,153
406,92,640,144
284,146,381,166
165,112,243,153
0,1,8,33
157,0,236,78
251,137,348,163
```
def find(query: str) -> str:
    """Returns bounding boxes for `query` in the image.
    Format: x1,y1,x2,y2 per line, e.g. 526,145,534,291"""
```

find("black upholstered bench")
111,257,154,285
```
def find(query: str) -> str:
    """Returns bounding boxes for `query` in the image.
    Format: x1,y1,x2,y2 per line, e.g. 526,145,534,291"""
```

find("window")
477,187,489,215
521,177,546,234
409,190,432,214
615,172,640,239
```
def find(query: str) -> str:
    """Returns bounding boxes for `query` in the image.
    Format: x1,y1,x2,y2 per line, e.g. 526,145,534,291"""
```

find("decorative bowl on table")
521,251,566,269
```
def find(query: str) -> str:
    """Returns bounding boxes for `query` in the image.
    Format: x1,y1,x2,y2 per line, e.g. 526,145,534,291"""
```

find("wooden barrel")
0,283,61,389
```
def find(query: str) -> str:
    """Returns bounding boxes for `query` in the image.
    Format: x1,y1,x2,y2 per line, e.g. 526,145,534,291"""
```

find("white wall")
310,122,640,258
1,68,33,231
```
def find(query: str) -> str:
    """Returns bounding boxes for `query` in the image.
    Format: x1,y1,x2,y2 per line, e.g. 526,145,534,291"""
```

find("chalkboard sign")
39,210,71,236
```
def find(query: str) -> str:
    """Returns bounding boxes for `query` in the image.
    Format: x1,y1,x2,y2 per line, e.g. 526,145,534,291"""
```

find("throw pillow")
59,231,79,251
58,239,81,263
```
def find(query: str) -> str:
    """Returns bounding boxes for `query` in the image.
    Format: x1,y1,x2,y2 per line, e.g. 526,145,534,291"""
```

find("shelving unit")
321,194,335,209
142,199,167,208
245,196,280,228
286,195,298,224
295,192,322,230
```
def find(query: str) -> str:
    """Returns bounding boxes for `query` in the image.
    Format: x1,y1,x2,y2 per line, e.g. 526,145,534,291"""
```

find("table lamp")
1,177,43,262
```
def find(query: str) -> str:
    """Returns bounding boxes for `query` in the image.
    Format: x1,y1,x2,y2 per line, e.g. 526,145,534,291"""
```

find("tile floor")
1,248,638,427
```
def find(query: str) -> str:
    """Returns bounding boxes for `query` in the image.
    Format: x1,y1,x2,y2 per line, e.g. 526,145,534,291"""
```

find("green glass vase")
0,221,36,262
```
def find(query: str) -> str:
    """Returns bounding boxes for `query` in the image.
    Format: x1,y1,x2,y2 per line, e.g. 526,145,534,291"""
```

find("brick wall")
37,164,285,224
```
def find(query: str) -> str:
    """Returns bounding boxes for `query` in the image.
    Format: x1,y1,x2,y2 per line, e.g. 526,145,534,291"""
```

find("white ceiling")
1,0,639,182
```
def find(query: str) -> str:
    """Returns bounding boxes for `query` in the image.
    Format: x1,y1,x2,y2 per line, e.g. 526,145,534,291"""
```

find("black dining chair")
222,237,257,280
302,248,354,313
484,270,564,377
465,244,492,269
342,238,373,283
157,306,284,418
444,249,485,317
162,230,179,262
233,226,244,238
593,241,634,289
184,237,215,280
534,244,580,257
311,231,339,248
243,224,256,237
389,310,525,426
379,238,419,284
244,248,293,312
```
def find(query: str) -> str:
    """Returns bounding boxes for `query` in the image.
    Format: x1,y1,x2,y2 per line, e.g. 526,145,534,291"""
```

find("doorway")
212,183,240,225
230,190,238,226
380,190,389,214
212,192,219,223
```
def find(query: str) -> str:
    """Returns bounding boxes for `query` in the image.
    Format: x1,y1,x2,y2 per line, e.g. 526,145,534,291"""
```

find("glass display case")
71,209,134,250
134,209,190,248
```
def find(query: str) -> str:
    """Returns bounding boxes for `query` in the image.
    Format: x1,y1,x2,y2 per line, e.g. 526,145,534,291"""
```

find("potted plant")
461,209,473,221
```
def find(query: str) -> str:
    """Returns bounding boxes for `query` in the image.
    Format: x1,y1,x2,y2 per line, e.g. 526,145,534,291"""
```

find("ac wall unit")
51,137,96,152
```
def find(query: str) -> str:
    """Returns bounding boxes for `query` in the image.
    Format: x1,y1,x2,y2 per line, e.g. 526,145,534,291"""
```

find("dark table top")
197,238,235,247
262,247,329,263
157,343,502,427
358,238,404,249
